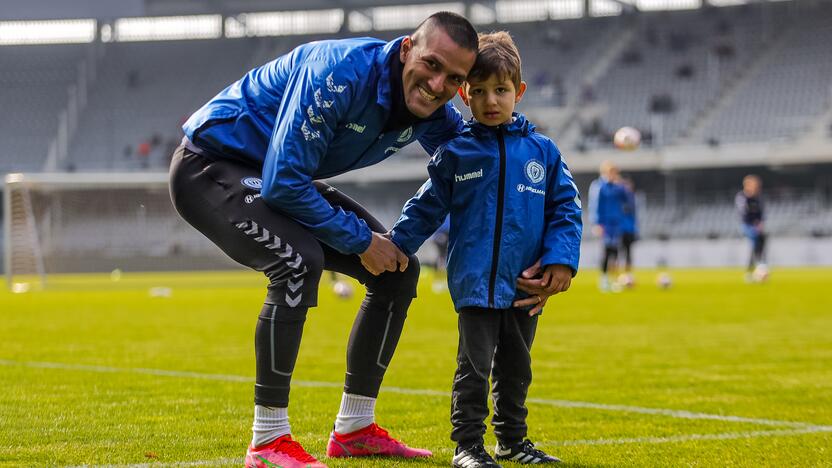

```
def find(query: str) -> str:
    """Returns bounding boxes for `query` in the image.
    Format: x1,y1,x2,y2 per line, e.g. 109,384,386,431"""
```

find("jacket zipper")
488,126,507,308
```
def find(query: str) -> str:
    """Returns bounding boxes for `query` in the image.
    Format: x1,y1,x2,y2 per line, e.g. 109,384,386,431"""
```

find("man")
588,161,628,292
735,174,767,282
169,11,563,467
170,12,477,468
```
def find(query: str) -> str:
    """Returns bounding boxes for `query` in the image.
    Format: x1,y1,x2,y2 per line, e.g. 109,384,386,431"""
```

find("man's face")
459,74,526,126
400,29,476,118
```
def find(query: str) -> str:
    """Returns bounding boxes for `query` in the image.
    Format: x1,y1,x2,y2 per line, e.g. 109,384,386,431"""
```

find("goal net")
3,172,240,290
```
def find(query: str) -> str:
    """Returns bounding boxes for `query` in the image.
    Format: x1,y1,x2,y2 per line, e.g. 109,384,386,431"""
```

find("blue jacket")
391,114,583,310
182,37,464,255
588,177,628,229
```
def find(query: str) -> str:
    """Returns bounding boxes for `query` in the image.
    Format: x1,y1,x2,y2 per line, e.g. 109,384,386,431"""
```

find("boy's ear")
515,81,527,104
457,86,470,106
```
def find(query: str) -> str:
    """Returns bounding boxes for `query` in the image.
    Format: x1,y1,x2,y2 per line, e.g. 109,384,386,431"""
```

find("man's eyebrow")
422,52,467,78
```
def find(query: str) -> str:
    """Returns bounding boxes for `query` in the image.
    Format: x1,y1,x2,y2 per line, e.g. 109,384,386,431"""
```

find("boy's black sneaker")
494,439,560,464
452,444,502,468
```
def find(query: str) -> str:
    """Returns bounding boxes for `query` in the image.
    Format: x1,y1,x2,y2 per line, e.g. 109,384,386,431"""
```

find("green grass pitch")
1,268,831,467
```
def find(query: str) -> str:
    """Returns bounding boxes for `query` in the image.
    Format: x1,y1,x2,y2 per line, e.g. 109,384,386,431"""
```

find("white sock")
252,405,290,447
334,393,375,435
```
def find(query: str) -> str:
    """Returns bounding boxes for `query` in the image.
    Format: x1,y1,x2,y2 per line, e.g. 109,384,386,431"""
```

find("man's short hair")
467,31,522,88
413,11,478,52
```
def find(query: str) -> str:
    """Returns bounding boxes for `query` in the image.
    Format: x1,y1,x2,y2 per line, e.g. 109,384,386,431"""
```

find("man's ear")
457,86,470,106
515,81,527,104
400,36,412,62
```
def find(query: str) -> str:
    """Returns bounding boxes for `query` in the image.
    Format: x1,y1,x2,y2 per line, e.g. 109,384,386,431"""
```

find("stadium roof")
0,0,799,21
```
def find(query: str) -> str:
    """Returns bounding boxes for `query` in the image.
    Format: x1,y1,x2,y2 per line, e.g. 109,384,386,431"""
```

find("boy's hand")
360,232,409,275
515,261,573,316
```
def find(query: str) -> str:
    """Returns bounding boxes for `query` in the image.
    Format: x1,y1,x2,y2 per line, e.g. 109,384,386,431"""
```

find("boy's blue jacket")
391,114,583,310
588,177,627,228
182,37,463,255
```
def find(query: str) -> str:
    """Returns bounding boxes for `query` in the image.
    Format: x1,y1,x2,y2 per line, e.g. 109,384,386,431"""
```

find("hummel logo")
455,169,483,183
346,122,366,133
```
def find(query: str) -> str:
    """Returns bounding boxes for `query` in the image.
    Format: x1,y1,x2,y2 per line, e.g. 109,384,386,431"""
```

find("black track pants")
169,146,419,406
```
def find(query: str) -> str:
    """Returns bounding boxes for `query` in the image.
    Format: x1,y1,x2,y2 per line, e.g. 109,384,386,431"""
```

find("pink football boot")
326,423,432,458
245,434,327,468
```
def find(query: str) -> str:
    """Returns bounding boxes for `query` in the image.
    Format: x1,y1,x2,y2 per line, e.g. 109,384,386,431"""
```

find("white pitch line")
64,457,242,468
524,397,823,428
2,359,829,431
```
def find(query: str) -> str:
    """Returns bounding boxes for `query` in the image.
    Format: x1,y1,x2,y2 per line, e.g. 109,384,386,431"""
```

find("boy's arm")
390,147,454,256
541,144,583,275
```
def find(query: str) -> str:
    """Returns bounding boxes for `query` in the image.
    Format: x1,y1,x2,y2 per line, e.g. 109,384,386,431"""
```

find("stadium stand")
697,4,832,144
2,0,831,271
0,44,88,172
65,38,259,170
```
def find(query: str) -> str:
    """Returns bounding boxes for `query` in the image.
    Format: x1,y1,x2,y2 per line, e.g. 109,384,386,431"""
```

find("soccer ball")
752,264,769,283
617,273,635,289
656,272,672,290
614,126,642,151
333,280,354,299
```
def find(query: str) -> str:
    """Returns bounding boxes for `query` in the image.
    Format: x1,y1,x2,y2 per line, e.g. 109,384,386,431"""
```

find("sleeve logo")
397,126,413,143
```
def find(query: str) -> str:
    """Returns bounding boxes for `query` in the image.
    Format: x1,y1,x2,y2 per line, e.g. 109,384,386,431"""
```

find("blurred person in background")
736,174,768,283
588,161,628,292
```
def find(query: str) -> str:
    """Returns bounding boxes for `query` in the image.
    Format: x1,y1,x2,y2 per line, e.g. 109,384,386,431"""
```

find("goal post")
3,172,240,290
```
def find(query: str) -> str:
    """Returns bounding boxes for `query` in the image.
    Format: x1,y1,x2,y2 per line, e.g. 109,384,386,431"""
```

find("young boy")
390,32,582,467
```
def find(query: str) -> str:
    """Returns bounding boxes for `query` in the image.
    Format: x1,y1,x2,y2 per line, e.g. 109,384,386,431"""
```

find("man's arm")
260,61,373,255
390,147,454,255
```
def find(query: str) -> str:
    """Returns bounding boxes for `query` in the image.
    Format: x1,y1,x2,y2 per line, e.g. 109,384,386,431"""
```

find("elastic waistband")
181,136,205,155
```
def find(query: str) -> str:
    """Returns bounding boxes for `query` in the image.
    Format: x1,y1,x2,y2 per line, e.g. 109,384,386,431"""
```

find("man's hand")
592,225,604,237
359,232,409,276
514,259,573,316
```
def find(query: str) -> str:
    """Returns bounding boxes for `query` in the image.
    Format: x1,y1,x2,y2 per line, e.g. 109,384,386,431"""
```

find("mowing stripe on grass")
3,359,828,431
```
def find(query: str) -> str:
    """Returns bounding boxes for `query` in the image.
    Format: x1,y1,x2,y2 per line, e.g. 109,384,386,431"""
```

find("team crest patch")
524,160,545,184
241,177,262,189
397,126,413,143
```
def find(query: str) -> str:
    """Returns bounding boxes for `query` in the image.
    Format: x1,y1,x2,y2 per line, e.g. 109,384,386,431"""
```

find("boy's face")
743,177,761,196
459,74,526,126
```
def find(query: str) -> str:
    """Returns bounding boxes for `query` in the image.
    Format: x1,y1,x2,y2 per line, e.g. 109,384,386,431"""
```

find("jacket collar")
464,112,534,138
376,37,404,111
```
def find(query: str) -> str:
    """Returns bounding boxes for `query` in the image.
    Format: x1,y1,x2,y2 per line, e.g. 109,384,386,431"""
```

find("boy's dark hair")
468,31,522,88
413,12,478,52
